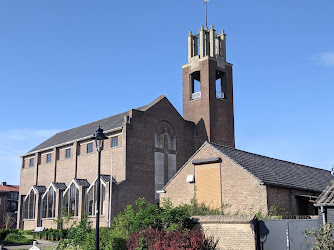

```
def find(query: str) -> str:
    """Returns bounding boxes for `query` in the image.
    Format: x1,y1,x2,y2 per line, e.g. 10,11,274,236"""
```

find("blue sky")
0,0,333,185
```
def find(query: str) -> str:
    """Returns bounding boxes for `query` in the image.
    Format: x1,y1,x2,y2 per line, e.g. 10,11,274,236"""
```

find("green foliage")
175,197,228,216
255,203,291,220
56,198,218,249
0,228,19,241
34,229,67,241
83,228,127,250
3,232,34,245
268,203,291,218
305,222,334,250
66,215,92,246
110,197,194,236
19,229,33,235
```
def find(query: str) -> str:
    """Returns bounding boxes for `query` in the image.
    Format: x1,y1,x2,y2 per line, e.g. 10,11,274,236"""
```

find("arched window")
23,189,36,219
85,179,106,216
41,186,56,218
154,121,177,201
62,183,79,217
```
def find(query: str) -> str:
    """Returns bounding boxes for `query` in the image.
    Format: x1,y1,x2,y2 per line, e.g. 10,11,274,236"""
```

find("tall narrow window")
216,71,227,100
29,158,34,167
87,143,93,154
111,137,118,148
46,153,52,163
23,190,35,219
191,71,201,100
85,179,107,216
62,183,79,216
42,195,47,218
42,186,56,218
65,149,71,159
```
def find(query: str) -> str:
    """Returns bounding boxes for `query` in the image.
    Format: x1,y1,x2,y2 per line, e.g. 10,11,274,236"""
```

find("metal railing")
192,91,201,100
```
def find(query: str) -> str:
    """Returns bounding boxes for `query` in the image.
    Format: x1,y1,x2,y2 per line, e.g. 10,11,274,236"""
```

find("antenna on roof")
204,0,209,29
331,165,334,176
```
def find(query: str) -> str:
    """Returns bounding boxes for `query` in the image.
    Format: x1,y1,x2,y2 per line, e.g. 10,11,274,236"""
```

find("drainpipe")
108,154,113,228
321,206,326,228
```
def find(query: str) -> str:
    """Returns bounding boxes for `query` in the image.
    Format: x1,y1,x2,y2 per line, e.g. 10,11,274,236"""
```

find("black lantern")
92,126,108,250
94,126,108,152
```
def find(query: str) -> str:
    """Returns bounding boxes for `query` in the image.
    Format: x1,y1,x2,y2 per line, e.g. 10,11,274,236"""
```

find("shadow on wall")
196,119,208,144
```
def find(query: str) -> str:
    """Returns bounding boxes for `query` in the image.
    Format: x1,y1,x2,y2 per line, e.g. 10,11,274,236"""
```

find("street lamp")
93,126,108,250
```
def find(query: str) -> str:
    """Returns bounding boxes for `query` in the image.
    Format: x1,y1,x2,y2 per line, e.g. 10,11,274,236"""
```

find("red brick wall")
183,57,235,148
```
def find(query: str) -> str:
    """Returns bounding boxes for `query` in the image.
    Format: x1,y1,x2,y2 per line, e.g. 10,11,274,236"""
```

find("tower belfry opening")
183,25,235,148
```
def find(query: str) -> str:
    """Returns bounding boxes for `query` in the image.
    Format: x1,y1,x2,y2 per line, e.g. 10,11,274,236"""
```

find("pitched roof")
315,180,334,206
0,185,19,192
74,179,90,187
32,185,47,193
209,142,334,193
51,182,67,191
100,175,116,184
26,95,166,154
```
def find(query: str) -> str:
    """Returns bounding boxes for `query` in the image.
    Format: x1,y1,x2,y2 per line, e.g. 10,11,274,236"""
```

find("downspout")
108,153,113,228
321,206,326,228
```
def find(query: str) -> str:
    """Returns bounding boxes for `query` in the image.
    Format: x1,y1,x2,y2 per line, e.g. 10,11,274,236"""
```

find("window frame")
85,179,106,217
46,153,52,163
87,143,93,154
41,185,56,219
65,148,71,159
29,158,34,167
111,136,118,148
23,189,36,220
62,183,79,217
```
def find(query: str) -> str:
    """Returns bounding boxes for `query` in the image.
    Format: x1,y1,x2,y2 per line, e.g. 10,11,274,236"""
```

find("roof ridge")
135,94,166,112
208,142,330,173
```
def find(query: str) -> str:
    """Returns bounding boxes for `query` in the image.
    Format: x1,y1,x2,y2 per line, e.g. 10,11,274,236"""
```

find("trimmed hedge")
34,228,68,241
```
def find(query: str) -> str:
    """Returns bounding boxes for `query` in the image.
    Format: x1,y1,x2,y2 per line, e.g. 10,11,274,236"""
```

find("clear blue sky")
0,0,333,185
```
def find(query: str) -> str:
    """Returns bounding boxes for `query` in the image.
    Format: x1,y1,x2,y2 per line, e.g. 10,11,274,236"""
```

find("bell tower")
182,25,235,148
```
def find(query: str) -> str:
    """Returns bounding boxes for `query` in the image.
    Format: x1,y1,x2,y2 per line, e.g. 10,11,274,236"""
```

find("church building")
17,25,333,230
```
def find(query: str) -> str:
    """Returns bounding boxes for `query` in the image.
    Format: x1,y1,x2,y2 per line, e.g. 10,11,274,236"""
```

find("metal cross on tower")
204,0,209,29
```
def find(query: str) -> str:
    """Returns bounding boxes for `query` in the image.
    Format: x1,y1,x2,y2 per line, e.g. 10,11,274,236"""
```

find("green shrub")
57,198,216,249
305,222,334,249
33,229,67,241
179,198,228,216
0,229,19,241
3,232,34,245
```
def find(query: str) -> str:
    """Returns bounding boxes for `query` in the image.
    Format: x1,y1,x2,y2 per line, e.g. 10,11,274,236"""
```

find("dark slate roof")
209,142,334,192
27,95,166,154
52,182,67,191
315,180,334,205
101,175,116,183
74,179,90,187
28,111,127,153
33,185,47,193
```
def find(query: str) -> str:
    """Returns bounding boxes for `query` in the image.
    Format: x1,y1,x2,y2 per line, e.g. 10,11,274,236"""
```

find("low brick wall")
41,219,58,229
192,215,256,250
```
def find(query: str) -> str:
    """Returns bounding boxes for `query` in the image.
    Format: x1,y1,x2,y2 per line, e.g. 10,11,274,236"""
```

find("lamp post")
93,126,108,250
